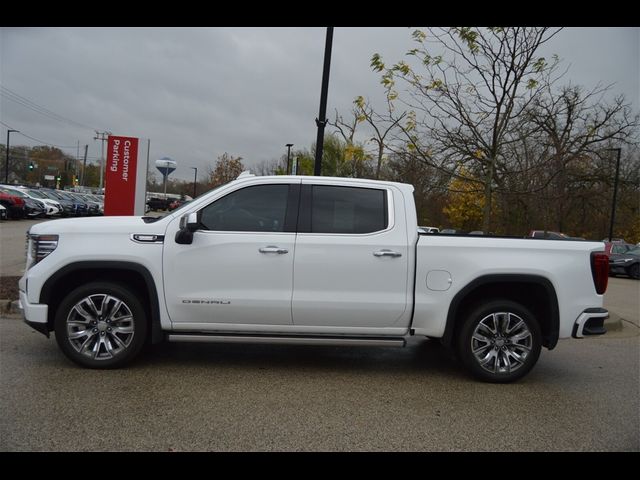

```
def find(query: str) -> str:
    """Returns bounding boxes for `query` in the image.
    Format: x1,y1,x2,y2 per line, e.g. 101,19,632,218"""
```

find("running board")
167,333,406,347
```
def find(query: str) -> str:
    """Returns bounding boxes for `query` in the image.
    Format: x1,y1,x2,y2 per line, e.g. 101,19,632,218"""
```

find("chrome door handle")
373,249,402,258
259,246,289,254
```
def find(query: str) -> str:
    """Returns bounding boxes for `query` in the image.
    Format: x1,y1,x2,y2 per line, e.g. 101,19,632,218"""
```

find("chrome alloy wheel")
66,294,135,360
471,311,533,375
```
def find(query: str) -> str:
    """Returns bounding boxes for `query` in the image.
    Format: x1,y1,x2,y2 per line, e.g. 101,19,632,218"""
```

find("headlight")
27,234,59,269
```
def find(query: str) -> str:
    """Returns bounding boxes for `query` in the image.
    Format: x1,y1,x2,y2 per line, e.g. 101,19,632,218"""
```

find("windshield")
57,191,76,201
1,187,27,198
43,190,65,200
145,184,226,220
27,189,47,199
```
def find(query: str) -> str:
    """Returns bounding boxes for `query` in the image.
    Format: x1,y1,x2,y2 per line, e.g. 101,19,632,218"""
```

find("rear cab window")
301,184,389,234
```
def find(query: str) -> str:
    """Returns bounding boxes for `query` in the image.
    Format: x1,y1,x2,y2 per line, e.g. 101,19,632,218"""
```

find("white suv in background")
15,187,63,217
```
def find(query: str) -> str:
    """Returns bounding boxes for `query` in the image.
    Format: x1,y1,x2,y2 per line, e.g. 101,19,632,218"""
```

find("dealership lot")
0,315,638,451
1,217,638,451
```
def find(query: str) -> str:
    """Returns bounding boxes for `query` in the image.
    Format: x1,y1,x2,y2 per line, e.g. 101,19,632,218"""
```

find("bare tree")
352,96,406,179
523,83,639,232
372,27,564,231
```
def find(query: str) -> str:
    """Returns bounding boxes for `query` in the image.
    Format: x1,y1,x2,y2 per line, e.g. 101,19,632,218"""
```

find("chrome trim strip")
168,334,406,347
130,234,165,244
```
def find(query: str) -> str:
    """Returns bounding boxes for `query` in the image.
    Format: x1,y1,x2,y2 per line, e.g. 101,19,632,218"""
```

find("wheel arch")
442,274,560,350
39,261,163,344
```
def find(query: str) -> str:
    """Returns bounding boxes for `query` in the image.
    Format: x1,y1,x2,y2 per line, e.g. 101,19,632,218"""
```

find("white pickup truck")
19,172,610,382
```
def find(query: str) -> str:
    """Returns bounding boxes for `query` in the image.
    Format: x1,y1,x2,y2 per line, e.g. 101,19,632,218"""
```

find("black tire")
628,263,640,280
457,299,542,383
54,282,148,369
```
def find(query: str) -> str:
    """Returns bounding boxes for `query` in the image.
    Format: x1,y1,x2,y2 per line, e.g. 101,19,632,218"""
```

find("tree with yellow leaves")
443,169,486,231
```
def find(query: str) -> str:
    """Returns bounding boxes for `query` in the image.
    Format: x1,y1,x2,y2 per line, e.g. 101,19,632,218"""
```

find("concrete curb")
604,311,624,331
1,298,21,316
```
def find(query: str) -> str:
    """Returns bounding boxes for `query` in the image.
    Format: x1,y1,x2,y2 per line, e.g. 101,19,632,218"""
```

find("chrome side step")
167,333,406,347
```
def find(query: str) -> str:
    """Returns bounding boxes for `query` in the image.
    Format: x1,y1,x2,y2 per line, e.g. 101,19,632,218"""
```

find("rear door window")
310,185,387,234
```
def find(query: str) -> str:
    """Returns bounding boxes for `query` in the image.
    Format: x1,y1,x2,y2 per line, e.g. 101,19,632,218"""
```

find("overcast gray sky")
1,27,638,182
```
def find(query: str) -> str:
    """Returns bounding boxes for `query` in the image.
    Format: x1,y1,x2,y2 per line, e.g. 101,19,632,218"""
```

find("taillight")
590,252,609,295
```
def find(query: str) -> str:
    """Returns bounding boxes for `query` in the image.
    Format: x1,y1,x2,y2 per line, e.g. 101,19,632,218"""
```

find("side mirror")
179,212,199,232
176,212,200,245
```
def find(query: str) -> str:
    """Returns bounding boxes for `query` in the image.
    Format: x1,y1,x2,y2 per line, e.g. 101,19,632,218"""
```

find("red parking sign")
104,136,139,215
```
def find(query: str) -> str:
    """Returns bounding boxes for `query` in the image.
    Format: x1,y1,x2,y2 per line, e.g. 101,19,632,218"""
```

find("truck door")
163,181,300,326
292,182,410,328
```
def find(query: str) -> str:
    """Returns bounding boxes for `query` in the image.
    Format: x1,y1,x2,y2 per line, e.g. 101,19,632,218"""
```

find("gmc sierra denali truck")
19,172,610,382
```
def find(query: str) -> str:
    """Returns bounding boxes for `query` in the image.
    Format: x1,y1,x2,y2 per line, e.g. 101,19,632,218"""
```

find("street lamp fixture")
286,144,294,175
190,167,198,198
4,129,19,184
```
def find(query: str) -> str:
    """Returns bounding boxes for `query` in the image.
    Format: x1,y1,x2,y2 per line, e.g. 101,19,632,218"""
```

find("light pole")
190,167,198,198
286,143,293,175
314,27,334,176
607,147,622,242
4,129,19,184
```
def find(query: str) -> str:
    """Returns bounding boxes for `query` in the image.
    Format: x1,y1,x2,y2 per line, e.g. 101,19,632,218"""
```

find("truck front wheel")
457,300,542,383
54,282,148,369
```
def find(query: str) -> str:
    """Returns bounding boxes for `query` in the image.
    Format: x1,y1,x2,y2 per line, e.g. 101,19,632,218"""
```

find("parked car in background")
15,187,63,217
57,191,90,216
604,241,634,256
85,194,105,213
67,192,101,216
0,187,26,219
147,197,172,211
528,230,584,240
1,186,47,218
418,226,440,234
609,246,640,279
40,189,87,217
440,228,467,234
37,189,78,217
168,199,189,211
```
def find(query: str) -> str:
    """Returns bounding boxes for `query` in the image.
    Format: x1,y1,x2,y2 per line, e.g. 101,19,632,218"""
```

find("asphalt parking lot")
1,217,638,451
1,316,638,451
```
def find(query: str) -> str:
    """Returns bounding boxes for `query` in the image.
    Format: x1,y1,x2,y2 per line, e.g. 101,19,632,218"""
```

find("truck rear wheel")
54,282,147,369
457,299,541,383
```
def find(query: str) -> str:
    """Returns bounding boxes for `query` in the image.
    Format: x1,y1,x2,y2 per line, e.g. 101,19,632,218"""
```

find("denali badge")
181,299,231,305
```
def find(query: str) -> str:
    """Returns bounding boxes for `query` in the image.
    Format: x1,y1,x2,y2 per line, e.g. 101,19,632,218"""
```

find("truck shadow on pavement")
134,336,468,379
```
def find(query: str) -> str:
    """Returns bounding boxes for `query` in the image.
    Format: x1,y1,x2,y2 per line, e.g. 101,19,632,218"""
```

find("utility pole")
5,129,19,184
94,131,111,190
190,166,198,198
286,143,294,174
80,144,88,187
76,140,80,185
608,147,622,242
314,27,334,177
293,156,299,175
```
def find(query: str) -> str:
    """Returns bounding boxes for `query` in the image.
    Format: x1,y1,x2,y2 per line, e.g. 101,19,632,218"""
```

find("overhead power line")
0,84,106,132
1,120,83,150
